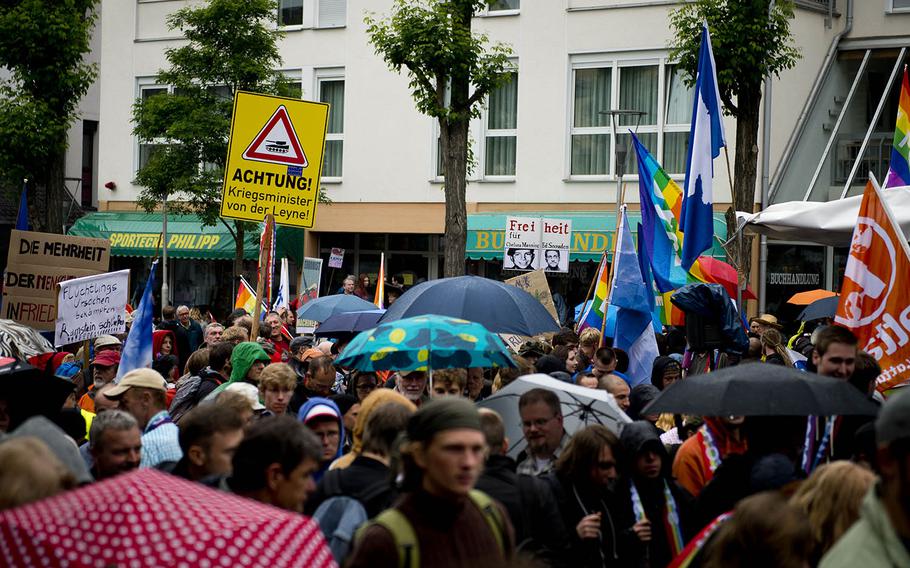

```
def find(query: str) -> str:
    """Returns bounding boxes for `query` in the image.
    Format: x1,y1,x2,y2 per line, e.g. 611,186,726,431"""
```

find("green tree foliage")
133,0,298,277
0,0,98,233
366,0,512,277
669,0,799,281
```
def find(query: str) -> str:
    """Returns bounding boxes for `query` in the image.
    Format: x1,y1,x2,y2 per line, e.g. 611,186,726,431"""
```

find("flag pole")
250,214,273,339
574,251,605,334
602,205,626,348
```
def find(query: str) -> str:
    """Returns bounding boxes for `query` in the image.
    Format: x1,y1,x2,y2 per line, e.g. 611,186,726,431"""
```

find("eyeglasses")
521,415,558,429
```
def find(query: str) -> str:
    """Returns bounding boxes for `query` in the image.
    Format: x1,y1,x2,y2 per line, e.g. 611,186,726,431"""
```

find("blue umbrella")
314,309,385,336
296,295,377,323
380,276,559,336
336,314,516,371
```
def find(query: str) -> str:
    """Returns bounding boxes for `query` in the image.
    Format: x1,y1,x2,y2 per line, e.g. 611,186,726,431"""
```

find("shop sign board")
328,248,345,269
502,216,572,272
55,270,130,347
3,230,110,331
505,269,559,323
221,91,329,228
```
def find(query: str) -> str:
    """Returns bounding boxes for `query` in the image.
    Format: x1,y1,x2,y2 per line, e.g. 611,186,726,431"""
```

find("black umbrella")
798,296,839,322
379,275,559,336
642,363,878,416
0,359,75,430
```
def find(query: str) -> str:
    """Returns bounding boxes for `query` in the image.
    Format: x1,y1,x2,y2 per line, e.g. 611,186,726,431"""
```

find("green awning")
67,212,304,264
467,211,728,262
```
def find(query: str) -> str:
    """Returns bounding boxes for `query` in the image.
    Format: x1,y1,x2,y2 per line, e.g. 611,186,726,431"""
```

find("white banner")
503,216,572,272
55,270,129,347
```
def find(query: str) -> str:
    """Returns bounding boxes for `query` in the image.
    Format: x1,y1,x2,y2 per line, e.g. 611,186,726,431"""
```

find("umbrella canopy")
0,469,335,568
787,289,837,305
336,315,515,372
478,374,631,458
695,257,758,301
0,319,54,359
296,294,377,323
380,275,559,336
642,363,879,416
314,309,385,337
798,296,840,321
0,359,75,431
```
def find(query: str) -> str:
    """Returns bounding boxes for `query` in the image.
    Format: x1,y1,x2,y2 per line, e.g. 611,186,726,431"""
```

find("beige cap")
104,368,168,398
224,382,266,411
95,335,122,349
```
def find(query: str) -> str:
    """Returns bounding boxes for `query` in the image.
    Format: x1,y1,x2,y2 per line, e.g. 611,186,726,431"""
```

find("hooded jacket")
616,421,694,568
205,342,271,401
298,397,345,482
819,482,910,568
650,356,681,391
329,389,416,470
152,330,178,361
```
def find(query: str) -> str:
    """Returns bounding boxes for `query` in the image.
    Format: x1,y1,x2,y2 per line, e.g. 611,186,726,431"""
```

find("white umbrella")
0,319,54,359
478,374,631,459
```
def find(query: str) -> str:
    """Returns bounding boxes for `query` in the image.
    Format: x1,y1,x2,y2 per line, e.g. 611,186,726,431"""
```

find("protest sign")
835,178,910,393
499,333,532,354
328,248,345,269
541,218,572,273
220,92,329,228
55,270,129,347
299,257,323,305
3,230,110,330
505,269,559,322
503,216,572,272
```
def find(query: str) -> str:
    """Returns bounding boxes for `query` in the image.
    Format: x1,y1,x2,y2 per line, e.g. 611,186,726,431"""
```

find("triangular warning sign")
242,105,309,167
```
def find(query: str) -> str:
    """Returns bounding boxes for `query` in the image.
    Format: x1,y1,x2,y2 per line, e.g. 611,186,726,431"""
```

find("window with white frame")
278,0,303,26
318,73,345,178
483,0,520,14
318,0,346,28
485,71,518,177
890,0,910,12
569,56,693,178
137,84,171,172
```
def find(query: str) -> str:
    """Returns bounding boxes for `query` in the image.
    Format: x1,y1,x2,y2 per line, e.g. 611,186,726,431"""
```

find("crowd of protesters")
1,300,909,568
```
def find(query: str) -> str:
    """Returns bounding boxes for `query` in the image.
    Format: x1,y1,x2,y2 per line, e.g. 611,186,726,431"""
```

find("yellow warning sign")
220,91,329,228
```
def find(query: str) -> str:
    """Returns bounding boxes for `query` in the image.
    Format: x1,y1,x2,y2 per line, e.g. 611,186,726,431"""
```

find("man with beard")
393,370,429,408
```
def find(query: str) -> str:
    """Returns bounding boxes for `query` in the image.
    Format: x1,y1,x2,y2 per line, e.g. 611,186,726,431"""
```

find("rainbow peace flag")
577,252,610,334
235,276,267,316
885,65,910,188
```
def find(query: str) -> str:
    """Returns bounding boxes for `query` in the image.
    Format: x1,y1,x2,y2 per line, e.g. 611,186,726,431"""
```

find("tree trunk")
31,152,66,234
726,87,762,290
440,116,469,278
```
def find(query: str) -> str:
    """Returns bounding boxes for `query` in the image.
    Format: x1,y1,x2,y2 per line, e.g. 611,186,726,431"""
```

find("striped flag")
680,23,726,271
885,65,910,188
258,217,276,309
374,253,385,309
274,258,290,311
235,276,267,316
577,252,610,334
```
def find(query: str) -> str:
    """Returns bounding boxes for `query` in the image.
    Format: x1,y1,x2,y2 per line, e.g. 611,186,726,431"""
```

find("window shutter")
318,0,346,28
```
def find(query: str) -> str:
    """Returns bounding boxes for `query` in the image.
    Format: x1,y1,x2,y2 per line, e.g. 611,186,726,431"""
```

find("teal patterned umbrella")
335,315,516,371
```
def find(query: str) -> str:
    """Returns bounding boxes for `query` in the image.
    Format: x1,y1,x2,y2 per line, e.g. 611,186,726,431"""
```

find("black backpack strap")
322,468,343,496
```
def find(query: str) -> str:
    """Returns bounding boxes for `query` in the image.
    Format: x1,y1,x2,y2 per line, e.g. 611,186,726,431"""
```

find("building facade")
83,0,910,322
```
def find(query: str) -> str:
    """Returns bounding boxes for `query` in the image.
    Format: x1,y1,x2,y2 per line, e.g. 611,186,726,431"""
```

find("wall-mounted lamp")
104,181,116,190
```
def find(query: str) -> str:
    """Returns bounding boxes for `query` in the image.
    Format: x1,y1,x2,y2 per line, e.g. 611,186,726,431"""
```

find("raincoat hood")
229,342,271,384
620,420,665,457
152,330,178,359
650,356,681,391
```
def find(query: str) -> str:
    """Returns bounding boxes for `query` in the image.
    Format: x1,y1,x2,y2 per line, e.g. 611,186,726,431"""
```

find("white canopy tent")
736,186,910,246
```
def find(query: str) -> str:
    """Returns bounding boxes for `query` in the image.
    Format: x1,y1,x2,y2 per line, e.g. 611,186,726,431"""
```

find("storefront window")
765,244,827,325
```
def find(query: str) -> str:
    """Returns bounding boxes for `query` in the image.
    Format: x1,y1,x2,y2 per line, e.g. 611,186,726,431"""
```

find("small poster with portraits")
502,216,572,272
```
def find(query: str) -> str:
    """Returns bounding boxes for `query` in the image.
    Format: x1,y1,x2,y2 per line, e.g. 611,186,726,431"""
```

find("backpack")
169,372,220,422
354,490,506,568
312,469,393,564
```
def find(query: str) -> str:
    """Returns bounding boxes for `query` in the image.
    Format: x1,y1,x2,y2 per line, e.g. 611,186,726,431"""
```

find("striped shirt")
140,410,182,468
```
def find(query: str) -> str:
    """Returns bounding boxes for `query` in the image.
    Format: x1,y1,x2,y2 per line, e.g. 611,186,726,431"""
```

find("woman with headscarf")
330,388,417,470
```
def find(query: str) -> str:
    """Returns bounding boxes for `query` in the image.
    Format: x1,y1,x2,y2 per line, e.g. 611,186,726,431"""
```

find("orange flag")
835,177,910,393
374,253,385,309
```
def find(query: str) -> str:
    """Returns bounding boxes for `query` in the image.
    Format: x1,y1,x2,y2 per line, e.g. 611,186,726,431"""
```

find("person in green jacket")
205,342,271,401
820,388,910,568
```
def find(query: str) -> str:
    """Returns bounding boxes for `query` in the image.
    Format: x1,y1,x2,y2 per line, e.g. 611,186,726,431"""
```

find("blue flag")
609,209,660,386
117,260,158,380
680,23,726,271
16,183,28,231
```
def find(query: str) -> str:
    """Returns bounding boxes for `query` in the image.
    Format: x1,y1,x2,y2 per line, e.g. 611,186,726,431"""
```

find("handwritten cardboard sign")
505,269,559,323
55,270,130,347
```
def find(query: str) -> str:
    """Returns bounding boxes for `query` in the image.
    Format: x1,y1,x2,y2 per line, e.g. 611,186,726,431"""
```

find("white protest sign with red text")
835,177,910,393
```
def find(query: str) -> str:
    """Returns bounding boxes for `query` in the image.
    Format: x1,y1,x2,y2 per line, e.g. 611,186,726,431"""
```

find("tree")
0,0,98,233
366,0,512,277
133,0,297,278
669,0,799,285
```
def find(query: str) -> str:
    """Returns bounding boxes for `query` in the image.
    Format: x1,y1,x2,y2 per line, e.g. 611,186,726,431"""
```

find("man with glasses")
516,388,568,476
352,372,379,402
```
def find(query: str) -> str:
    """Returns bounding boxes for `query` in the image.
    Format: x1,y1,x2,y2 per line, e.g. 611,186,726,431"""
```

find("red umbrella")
0,469,336,568
693,257,757,301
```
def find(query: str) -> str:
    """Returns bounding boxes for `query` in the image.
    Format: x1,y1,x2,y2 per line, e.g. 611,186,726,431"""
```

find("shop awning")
67,212,304,263
466,211,729,262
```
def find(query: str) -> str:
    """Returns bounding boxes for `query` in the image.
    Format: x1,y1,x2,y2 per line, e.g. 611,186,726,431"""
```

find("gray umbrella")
478,374,631,459
643,363,879,416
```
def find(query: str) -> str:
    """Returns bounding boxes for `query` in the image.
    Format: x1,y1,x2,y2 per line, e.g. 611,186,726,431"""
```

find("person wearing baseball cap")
348,398,514,568
298,397,344,482
77,350,122,414
105,368,181,469
820,388,909,568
